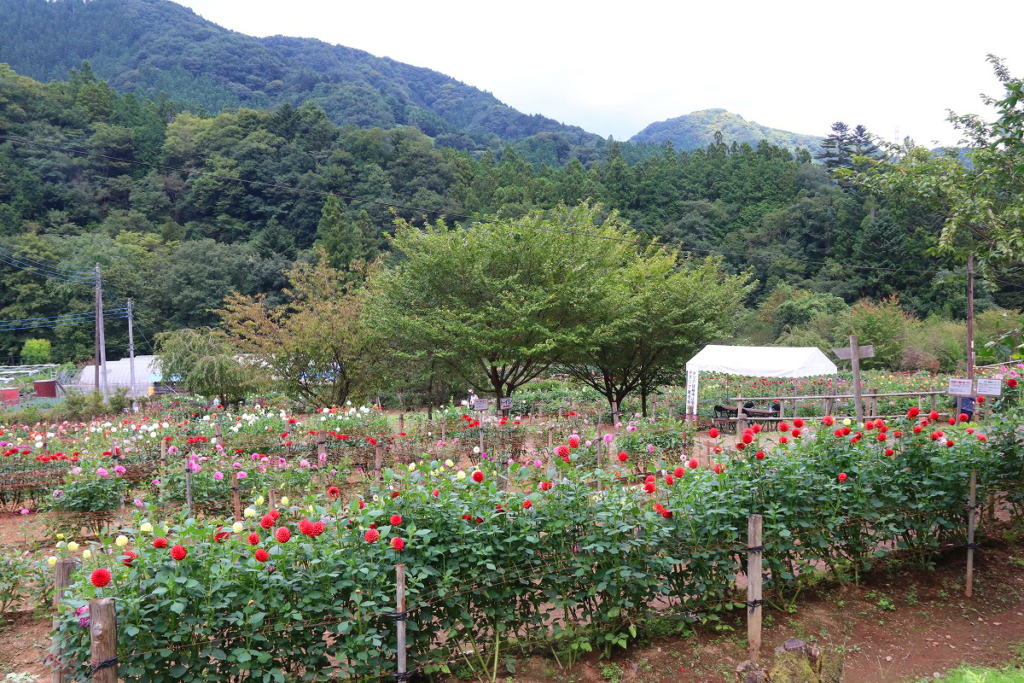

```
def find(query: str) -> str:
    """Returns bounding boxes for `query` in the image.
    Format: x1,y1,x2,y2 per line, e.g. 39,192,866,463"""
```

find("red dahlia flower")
170,545,187,561
90,568,111,587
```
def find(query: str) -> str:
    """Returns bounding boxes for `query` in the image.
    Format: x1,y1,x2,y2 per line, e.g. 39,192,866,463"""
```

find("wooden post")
736,399,746,436
160,437,167,467
396,564,407,678
268,488,277,511
668,403,673,420
374,446,383,479
184,457,193,518
231,470,242,524
930,389,938,416
399,413,405,435
89,597,118,683
214,423,223,447
547,426,553,449
850,334,864,424
966,469,977,597
747,514,763,663
51,557,79,683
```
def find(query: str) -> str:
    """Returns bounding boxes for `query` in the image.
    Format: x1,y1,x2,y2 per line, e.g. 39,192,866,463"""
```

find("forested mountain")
1,62,1019,366
631,109,824,156
0,0,608,163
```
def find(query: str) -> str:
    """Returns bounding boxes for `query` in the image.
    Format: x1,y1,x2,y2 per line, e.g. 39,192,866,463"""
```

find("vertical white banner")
686,369,699,419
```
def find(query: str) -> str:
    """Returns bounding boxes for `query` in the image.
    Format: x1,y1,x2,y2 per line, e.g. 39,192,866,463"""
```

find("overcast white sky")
172,0,1024,145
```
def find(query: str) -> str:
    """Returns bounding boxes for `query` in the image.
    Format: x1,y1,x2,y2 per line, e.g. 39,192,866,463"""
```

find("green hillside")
0,0,604,160
631,108,824,155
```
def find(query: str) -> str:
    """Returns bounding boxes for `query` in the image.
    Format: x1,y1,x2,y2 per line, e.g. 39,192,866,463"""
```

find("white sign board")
685,369,700,418
947,378,974,396
499,397,513,411
473,399,489,411
977,378,1002,396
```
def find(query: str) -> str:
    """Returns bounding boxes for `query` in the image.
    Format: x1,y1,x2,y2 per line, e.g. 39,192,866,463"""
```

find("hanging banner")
685,369,699,419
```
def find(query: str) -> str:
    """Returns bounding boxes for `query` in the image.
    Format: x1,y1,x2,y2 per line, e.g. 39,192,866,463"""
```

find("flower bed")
46,394,1024,682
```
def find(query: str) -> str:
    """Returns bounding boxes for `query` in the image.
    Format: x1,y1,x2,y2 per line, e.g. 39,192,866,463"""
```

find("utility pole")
94,265,100,393
95,264,108,401
967,254,975,381
127,299,136,409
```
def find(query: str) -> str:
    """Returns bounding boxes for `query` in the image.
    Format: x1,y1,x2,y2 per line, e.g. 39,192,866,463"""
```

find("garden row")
43,395,1024,682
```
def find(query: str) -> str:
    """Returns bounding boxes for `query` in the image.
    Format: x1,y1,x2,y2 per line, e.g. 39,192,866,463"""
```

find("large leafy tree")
368,204,636,401
848,56,1024,272
218,252,379,407
563,252,753,414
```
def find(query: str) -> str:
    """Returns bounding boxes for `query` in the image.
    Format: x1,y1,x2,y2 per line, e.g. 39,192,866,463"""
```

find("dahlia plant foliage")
36,387,1024,682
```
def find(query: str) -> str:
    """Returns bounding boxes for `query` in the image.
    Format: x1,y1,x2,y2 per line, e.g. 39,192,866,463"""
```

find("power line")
0,245,95,277
0,247,94,276
0,248,96,283
0,133,955,278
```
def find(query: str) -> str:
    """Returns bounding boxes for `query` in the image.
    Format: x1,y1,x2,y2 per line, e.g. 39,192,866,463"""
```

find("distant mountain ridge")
0,0,603,157
631,108,823,155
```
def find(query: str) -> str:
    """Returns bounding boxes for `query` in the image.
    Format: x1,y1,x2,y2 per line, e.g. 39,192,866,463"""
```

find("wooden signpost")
832,335,874,423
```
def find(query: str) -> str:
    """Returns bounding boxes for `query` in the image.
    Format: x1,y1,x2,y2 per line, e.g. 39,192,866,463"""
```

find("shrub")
846,296,913,370
19,338,51,365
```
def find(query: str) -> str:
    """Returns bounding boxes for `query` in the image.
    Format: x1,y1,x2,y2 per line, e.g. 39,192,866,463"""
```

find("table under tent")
684,345,838,432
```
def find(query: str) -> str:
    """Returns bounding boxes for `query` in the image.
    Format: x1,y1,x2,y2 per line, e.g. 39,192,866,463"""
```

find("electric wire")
0,248,96,281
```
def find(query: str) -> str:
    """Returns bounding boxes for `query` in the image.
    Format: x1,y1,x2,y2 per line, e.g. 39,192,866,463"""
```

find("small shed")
684,345,838,418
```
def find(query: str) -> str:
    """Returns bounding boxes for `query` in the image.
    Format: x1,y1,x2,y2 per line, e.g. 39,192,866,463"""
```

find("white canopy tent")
685,345,838,419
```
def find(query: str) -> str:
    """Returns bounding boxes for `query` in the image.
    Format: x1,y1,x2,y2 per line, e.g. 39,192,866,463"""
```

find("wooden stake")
399,413,405,435
160,437,167,467
966,469,977,597
374,446,383,479
184,458,193,518
850,334,864,424
747,513,763,663
231,470,242,525
89,597,118,683
268,488,276,511
214,423,223,446
51,557,79,683
396,564,407,678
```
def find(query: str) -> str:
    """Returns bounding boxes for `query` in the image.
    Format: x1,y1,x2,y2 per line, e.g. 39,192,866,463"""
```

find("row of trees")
157,204,749,411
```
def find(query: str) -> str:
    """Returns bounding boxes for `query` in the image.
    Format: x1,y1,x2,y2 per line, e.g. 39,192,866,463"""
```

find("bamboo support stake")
51,557,79,683
396,564,407,678
747,514,763,663
89,597,118,683
967,470,977,597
